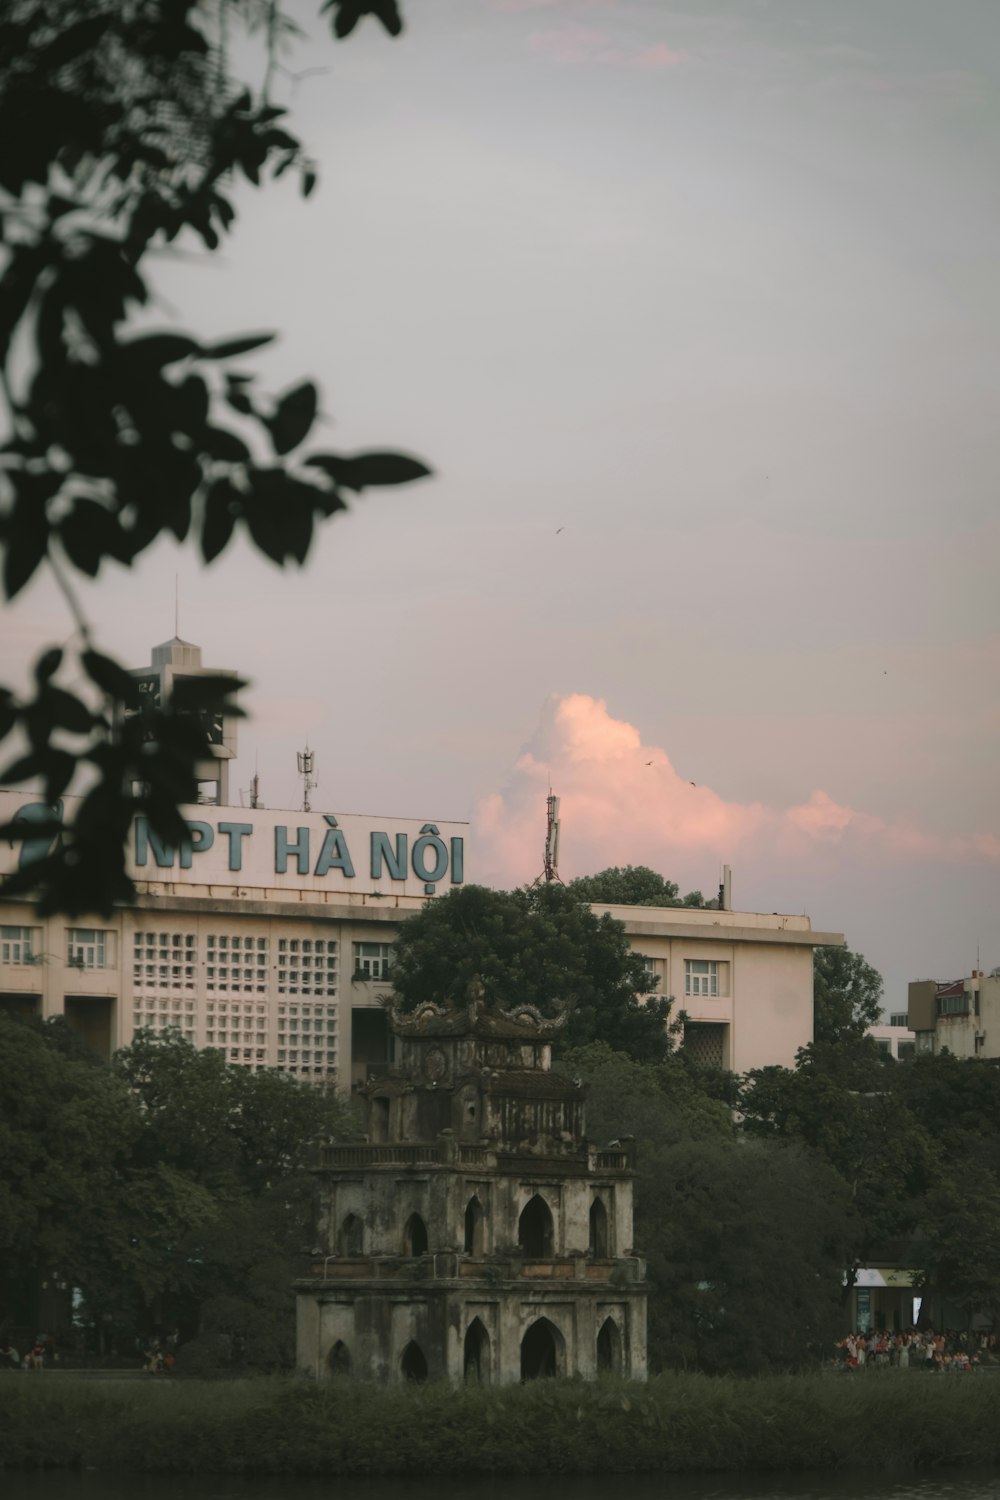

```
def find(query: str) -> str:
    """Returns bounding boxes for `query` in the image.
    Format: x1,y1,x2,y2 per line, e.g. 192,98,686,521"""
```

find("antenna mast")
297,745,316,813
542,791,563,884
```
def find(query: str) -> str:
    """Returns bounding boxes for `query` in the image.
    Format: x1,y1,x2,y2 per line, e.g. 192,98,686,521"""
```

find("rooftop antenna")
297,744,316,813
540,788,563,884
249,754,261,810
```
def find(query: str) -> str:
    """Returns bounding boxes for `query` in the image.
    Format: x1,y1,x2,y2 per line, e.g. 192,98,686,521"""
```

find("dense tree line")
0,1,425,917
395,885,1000,1369
0,1017,353,1370
5,879,999,1377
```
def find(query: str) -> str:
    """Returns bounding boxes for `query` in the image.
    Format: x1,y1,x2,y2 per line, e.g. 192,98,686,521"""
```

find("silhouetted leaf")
265,381,317,455
3,505,49,599
82,650,140,706
34,649,63,685
201,478,241,563
171,675,247,712
0,752,42,784
203,333,275,359
305,450,431,489
123,333,202,368
203,427,251,463
44,687,93,735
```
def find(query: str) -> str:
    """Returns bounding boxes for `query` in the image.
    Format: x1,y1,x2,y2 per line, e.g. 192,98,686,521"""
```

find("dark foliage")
390,883,676,1063
0,1016,354,1366
567,865,711,908
0,0,429,915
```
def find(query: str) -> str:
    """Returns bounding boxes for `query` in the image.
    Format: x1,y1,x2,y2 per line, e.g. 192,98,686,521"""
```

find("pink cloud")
474,694,1000,890
528,26,684,69
630,42,686,70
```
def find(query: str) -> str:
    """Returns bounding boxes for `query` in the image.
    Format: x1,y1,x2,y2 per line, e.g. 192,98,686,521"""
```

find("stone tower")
295,983,647,1383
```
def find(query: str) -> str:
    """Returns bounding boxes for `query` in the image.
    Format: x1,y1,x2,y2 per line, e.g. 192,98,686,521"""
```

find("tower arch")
518,1193,554,1257
520,1317,564,1380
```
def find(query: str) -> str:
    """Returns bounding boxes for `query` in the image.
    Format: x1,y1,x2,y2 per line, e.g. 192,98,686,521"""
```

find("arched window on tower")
520,1317,563,1380
589,1196,609,1258
464,1195,485,1257
597,1317,622,1375
403,1211,428,1257
338,1213,363,1256
401,1340,428,1382
463,1318,491,1384
518,1193,554,1258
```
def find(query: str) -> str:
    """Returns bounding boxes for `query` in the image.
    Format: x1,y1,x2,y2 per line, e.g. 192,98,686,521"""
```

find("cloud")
528,26,684,69
474,694,1000,889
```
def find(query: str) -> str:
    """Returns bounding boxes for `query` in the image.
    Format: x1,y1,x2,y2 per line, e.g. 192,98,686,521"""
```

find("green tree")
390,883,675,1063
0,1017,355,1365
917,1161,1000,1327
113,1029,355,1366
813,944,884,1046
562,1044,850,1373
0,1015,137,1326
0,0,428,917
739,1049,936,1287
567,865,710,908
644,1137,854,1373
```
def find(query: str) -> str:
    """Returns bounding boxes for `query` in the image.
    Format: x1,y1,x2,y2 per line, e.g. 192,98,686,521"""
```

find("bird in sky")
555,527,564,534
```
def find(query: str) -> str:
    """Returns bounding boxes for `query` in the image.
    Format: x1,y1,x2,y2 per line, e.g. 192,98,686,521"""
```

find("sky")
3,0,999,1013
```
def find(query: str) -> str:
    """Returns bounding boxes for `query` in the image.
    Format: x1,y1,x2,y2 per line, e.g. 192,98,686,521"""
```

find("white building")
0,788,840,1082
0,635,843,1081
0,788,467,1090
908,971,1000,1058
593,902,841,1073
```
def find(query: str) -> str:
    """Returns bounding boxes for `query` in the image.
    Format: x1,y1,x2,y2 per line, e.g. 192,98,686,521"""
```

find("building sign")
0,792,468,899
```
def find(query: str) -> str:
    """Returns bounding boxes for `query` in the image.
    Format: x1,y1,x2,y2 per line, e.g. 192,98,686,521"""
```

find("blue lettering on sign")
136,816,222,870
275,825,310,875
126,812,465,887
135,818,176,869
314,816,355,878
217,821,251,871
413,823,449,895
371,831,407,880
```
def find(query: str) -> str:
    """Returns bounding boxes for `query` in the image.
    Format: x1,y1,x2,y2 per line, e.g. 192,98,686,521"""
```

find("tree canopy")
567,866,711,908
389,883,675,1063
813,943,883,1046
0,0,427,917
562,1043,853,1373
0,1017,354,1368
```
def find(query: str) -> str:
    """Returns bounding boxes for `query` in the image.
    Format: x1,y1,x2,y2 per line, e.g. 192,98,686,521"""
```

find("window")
133,931,197,991
635,955,659,992
1,925,37,964
353,942,392,980
207,933,268,993
684,959,725,997
277,935,337,996
67,928,108,969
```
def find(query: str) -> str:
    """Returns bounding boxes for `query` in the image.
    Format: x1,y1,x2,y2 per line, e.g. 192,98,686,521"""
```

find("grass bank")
2,1371,1000,1476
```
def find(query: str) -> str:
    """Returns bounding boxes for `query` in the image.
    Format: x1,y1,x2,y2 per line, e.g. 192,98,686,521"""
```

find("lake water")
11,1474,1000,1500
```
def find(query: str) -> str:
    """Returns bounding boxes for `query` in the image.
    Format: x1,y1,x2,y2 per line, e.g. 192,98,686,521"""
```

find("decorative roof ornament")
388,975,570,1040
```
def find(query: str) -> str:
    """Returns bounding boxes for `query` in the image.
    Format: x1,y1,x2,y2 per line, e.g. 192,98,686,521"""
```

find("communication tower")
297,745,317,813
542,791,562,884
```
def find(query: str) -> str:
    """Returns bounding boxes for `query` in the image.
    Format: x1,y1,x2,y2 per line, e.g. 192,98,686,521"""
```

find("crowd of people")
835,1329,998,1372
1,1331,57,1370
